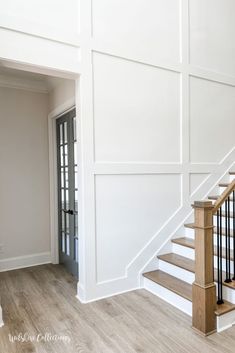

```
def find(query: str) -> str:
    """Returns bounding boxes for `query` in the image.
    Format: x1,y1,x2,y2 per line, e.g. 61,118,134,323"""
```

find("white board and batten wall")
0,0,80,76
78,0,235,302
0,1,235,304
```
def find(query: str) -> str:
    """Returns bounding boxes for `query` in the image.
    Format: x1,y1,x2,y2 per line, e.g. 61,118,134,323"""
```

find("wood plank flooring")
1,264,235,353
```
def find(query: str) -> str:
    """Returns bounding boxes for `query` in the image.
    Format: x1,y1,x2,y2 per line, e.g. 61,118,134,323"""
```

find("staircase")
143,171,235,334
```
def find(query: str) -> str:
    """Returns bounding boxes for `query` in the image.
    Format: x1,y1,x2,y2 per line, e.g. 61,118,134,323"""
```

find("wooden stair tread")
143,270,192,301
143,270,235,316
229,172,235,175
219,183,229,187
215,300,235,316
208,195,219,200
158,253,195,273
172,237,234,260
184,223,234,236
159,250,235,290
172,237,195,249
184,223,195,229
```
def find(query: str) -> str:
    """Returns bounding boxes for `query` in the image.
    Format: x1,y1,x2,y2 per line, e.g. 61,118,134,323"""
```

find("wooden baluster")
192,201,216,336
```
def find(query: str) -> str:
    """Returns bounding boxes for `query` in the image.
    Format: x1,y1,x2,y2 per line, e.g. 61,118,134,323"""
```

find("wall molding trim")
0,13,80,47
0,252,51,272
0,73,49,93
0,28,81,76
136,148,235,276
91,45,235,89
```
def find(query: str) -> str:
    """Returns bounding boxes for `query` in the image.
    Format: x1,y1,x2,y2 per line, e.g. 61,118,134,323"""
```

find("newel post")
192,201,216,336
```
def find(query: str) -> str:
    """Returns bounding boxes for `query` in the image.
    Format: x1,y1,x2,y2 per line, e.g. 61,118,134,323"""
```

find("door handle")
62,209,74,215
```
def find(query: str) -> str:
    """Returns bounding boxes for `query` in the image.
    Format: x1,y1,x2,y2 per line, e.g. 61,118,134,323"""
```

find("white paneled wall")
189,77,235,163
190,0,235,77
93,52,180,162
0,0,234,303
92,0,180,63
0,1,80,75
189,173,210,196
95,174,181,283
78,0,235,302
0,0,80,42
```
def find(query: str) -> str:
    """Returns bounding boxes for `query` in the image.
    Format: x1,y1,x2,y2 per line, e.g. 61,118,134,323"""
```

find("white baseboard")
0,252,51,272
76,275,140,304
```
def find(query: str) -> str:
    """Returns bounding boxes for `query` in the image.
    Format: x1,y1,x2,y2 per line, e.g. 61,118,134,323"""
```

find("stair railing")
213,180,235,303
192,180,235,336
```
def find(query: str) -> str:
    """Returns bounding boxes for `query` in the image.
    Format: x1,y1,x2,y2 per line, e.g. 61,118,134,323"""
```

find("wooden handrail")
213,179,235,214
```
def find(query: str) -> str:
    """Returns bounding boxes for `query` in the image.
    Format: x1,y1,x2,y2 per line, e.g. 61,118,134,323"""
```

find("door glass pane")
66,189,69,209
60,169,64,188
61,213,65,232
74,165,78,189
64,145,68,166
64,122,68,143
66,213,69,233
60,124,63,145
66,234,70,255
60,146,64,166
61,189,64,209
75,214,78,237
74,142,77,165
75,190,78,212
65,167,69,188
62,233,65,253
73,117,76,141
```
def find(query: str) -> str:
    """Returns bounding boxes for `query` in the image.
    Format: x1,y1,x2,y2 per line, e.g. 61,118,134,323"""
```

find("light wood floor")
1,265,235,353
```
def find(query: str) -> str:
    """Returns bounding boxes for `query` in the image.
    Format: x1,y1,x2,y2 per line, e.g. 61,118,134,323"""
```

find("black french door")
56,109,78,278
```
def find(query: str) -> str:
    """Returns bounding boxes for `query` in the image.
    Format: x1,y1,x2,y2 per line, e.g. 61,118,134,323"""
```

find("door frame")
48,98,76,265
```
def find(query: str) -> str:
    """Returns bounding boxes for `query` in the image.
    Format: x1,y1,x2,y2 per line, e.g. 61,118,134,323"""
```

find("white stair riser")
229,175,235,183
158,260,194,284
184,227,195,238
143,277,192,317
172,243,195,260
217,310,235,332
213,257,234,274
219,186,232,194
173,241,235,262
